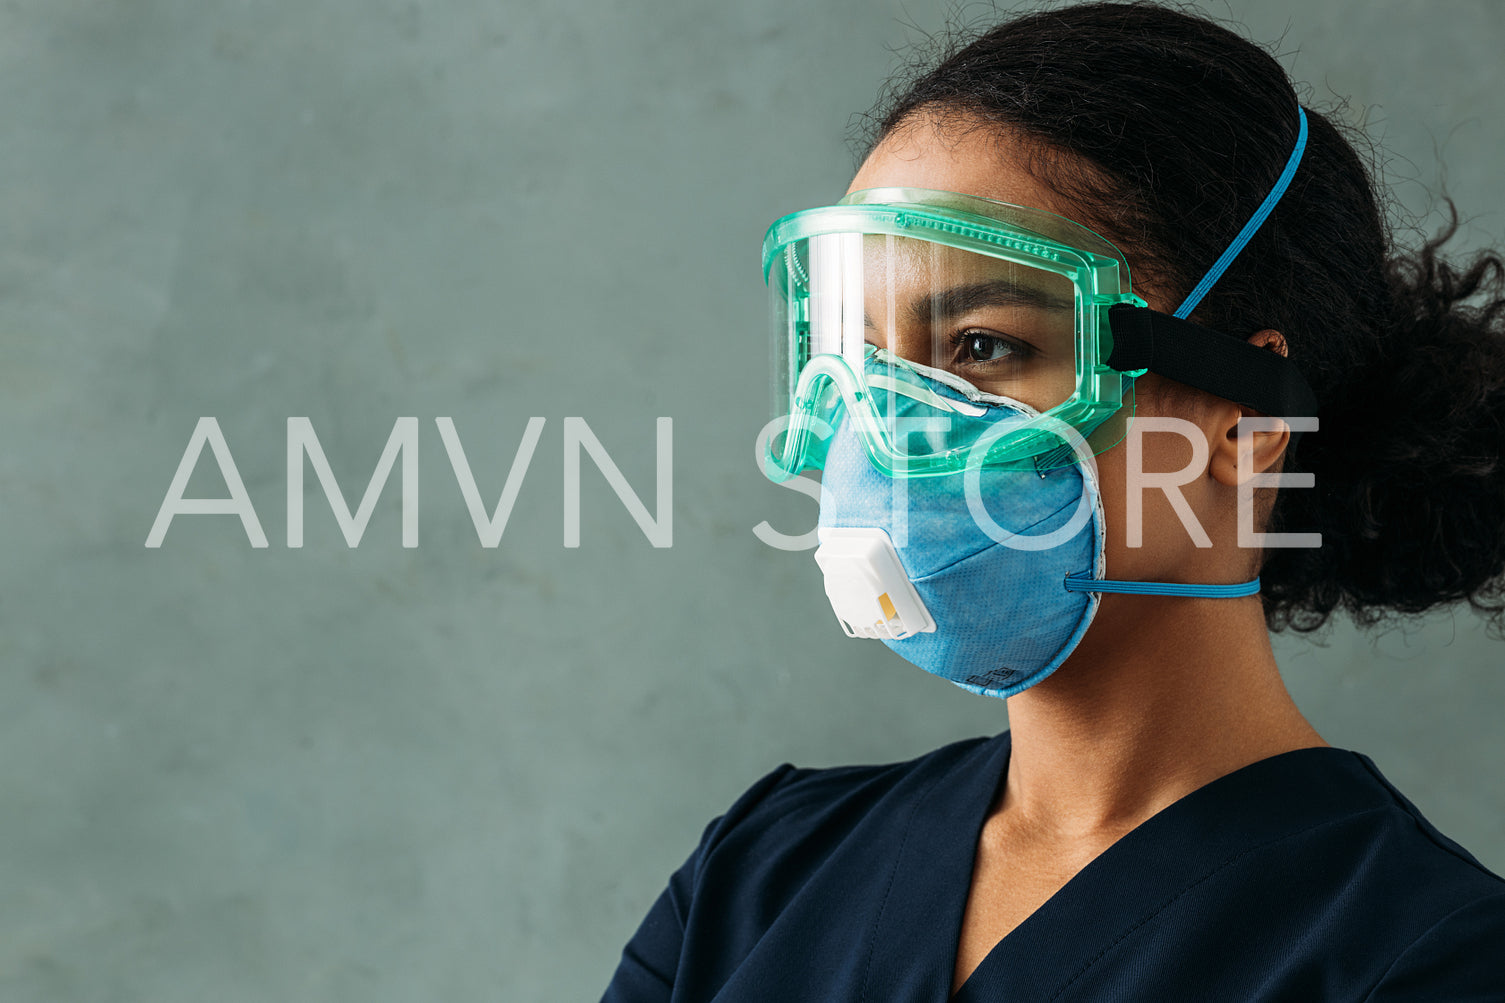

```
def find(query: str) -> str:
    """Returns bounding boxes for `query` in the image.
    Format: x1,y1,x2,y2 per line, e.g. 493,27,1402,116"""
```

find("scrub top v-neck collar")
857,730,1397,1003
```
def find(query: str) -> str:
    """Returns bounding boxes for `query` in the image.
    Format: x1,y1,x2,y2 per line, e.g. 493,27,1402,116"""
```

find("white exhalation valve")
813,527,936,640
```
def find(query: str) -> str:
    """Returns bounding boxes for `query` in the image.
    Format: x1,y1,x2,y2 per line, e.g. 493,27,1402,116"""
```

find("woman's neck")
999,593,1326,842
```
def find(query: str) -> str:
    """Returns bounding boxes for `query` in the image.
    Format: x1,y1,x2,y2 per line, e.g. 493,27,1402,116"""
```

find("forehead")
847,113,1079,221
857,235,1072,303
850,111,1171,312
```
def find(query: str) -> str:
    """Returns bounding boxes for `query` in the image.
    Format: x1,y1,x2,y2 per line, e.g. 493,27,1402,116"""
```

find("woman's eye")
964,332,1016,362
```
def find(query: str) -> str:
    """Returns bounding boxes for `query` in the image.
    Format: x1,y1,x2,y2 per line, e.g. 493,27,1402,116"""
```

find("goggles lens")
783,231,1079,409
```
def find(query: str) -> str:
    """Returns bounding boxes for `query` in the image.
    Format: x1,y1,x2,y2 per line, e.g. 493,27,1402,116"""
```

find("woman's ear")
1209,330,1291,487
1247,329,1289,358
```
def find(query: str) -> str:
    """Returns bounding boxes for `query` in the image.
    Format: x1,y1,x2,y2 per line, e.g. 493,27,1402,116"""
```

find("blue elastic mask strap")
1064,571,1261,598
1173,107,1309,319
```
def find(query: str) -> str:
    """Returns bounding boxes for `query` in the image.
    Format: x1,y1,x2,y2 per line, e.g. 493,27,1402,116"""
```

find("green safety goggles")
761,184,1319,481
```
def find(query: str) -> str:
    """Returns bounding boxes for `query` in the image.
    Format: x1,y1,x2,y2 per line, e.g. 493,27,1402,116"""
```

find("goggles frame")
762,188,1147,480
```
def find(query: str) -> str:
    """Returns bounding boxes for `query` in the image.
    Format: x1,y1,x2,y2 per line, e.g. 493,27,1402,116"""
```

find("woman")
604,4,1505,999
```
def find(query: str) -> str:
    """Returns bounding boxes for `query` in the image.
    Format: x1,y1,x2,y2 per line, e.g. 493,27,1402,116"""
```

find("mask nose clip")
813,527,937,640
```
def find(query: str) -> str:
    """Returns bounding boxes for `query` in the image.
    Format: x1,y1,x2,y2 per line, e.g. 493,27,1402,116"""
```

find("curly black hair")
860,1,1505,634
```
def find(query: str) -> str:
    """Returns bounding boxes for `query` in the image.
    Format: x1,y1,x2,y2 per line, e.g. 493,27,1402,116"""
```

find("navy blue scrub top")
601,731,1505,1001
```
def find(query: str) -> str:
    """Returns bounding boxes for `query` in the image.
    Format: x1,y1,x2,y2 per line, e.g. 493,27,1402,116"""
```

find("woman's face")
848,112,1234,585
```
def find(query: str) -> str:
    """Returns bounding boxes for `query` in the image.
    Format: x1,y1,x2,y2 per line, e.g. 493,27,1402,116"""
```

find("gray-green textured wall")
4,0,1502,999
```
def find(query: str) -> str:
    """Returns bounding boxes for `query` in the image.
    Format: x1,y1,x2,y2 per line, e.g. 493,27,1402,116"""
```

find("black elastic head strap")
1106,303,1319,448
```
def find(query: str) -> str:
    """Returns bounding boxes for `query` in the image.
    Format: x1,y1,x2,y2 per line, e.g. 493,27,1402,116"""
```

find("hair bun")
1262,212,1505,632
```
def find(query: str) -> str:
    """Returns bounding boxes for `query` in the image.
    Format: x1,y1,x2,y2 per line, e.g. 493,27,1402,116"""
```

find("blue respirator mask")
760,109,1317,699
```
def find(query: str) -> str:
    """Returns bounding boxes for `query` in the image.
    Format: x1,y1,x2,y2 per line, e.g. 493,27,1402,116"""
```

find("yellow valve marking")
878,592,899,622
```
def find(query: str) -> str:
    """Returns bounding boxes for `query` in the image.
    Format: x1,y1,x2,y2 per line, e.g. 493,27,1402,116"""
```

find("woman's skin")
847,110,1329,995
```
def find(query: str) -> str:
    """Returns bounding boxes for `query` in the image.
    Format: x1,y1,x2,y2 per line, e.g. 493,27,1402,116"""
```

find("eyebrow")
909,279,1076,322
861,279,1076,332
